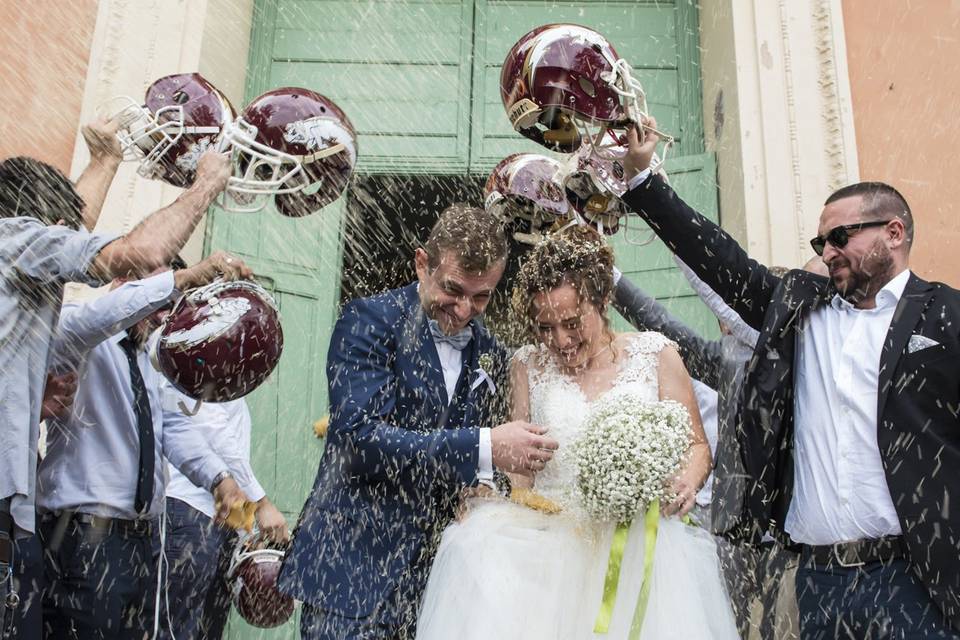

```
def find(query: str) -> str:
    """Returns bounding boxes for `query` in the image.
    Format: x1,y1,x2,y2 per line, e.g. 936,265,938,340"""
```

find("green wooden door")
217,1,713,637
205,198,344,638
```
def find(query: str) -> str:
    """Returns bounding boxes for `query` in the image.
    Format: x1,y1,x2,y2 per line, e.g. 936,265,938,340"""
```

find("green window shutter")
263,0,476,174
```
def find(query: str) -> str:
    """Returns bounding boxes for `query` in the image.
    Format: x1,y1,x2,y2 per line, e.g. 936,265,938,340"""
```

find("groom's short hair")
423,204,508,273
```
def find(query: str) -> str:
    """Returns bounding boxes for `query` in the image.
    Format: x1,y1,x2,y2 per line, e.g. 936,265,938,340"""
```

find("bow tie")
428,318,472,351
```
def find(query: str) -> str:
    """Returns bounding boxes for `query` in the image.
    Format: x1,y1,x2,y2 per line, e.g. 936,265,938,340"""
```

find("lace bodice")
513,332,677,515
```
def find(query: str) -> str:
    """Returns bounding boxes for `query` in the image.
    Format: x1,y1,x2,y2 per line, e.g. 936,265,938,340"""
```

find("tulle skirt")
416,499,740,640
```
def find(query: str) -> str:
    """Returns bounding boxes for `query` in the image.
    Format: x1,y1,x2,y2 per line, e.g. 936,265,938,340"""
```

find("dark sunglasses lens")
810,237,826,256
827,227,849,249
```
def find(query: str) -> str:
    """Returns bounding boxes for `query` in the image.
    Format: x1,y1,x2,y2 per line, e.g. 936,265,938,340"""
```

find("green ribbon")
593,499,661,637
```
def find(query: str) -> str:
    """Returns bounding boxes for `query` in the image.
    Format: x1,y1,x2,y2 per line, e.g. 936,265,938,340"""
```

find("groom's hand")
490,421,558,477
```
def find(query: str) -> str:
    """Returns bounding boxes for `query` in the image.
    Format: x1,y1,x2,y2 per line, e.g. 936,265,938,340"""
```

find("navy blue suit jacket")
278,284,506,622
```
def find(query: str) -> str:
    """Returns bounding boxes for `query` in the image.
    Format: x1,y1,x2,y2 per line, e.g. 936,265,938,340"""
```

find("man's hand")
173,250,254,289
255,498,290,543
213,476,250,526
490,421,559,477
192,151,232,197
622,115,661,182
40,372,78,421
81,116,123,166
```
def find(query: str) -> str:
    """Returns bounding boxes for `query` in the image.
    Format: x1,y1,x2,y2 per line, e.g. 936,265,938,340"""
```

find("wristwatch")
210,470,233,492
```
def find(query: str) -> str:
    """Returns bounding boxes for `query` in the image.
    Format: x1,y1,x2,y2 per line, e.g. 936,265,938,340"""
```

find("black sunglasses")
809,220,891,256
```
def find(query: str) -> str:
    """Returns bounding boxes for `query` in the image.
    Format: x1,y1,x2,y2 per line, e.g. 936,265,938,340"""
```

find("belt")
800,535,908,569
42,512,154,538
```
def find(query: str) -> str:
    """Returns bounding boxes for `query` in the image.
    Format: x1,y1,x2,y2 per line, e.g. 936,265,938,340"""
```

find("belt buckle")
832,542,865,568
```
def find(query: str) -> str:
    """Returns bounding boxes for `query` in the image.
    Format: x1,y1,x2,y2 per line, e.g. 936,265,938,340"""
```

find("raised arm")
621,122,780,330
50,271,178,372
73,117,124,231
89,151,231,280
657,344,711,518
613,274,724,388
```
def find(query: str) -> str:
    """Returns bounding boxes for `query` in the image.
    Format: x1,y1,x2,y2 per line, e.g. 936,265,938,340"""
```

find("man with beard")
619,117,960,638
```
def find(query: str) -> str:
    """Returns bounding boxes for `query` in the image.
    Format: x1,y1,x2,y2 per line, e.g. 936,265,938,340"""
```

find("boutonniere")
471,352,497,393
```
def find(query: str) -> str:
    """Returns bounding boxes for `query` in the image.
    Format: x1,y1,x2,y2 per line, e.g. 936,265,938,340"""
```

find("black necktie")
119,336,155,514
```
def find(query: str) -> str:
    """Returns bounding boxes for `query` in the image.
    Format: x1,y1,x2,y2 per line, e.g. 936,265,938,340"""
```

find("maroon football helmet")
155,280,283,402
563,134,667,238
220,87,357,215
500,24,673,166
484,153,572,244
226,533,294,628
110,73,235,188
562,134,630,235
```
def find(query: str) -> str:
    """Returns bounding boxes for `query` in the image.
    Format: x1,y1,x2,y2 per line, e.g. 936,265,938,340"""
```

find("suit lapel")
877,273,935,416
400,286,449,407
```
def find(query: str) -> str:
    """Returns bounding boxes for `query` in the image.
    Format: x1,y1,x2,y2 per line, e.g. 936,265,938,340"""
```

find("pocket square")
907,334,940,353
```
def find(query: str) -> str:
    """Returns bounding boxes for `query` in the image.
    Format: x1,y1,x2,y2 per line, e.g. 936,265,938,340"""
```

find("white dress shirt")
431,335,494,486
164,389,266,519
0,218,116,536
39,272,227,520
786,269,911,545
691,379,719,507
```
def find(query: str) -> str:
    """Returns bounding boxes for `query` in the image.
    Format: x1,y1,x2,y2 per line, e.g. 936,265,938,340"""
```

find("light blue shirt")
0,218,116,536
39,271,228,520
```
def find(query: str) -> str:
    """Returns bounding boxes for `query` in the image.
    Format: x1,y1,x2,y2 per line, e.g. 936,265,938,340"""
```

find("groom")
280,204,559,639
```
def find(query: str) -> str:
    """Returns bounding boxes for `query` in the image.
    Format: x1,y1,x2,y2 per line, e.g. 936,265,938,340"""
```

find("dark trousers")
796,558,960,639
4,534,44,640
155,498,234,640
39,515,156,640
300,605,408,640
718,538,798,639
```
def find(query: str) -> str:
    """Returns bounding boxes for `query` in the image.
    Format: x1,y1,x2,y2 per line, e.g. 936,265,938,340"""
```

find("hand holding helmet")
81,116,123,165
226,532,295,628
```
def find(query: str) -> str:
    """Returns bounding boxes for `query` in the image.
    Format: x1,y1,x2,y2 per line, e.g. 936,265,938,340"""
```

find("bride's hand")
662,442,711,518
662,472,699,518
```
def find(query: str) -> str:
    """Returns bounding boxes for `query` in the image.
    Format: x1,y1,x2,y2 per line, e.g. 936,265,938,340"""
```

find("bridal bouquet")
571,394,692,523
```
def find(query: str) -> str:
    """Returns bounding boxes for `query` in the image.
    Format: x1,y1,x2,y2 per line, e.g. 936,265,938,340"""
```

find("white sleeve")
674,256,760,348
478,428,494,489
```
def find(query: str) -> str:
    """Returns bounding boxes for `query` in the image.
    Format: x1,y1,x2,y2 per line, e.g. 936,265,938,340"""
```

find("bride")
416,226,740,639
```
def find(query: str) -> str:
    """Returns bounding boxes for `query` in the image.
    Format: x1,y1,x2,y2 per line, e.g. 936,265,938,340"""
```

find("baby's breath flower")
570,394,691,523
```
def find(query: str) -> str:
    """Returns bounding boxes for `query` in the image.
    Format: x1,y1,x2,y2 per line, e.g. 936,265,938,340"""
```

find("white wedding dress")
416,332,740,640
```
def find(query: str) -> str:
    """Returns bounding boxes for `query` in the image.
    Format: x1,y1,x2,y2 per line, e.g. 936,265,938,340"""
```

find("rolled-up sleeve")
10,219,118,286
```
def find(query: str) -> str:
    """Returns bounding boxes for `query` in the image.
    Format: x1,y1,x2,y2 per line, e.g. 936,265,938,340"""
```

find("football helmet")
483,153,572,244
226,533,294,628
563,136,665,240
109,73,235,188
155,280,283,402
500,24,672,168
219,87,357,215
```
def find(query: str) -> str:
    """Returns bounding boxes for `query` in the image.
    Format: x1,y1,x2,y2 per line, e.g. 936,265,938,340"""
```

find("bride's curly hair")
511,225,616,341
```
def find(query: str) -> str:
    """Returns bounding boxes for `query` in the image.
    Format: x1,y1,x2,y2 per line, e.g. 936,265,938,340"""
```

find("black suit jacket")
624,174,960,629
